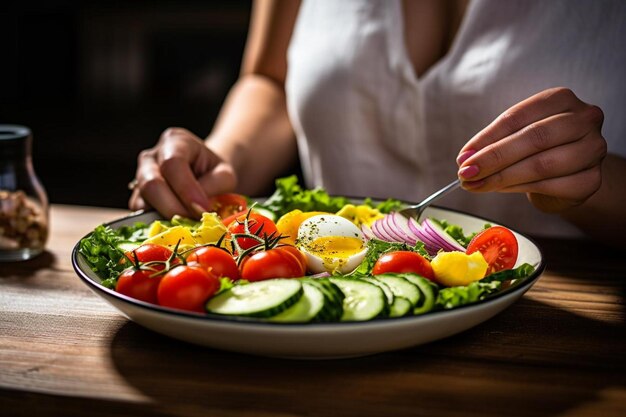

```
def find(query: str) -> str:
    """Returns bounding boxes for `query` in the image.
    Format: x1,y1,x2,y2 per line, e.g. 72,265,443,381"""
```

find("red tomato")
116,267,162,304
466,226,518,274
207,193,247,219
122,243,174,271
227,212,278,250
372,251,435,281
222,210,247,227
186,246,239,281
240,248,305,282
276,245,308,273
157,265,220,313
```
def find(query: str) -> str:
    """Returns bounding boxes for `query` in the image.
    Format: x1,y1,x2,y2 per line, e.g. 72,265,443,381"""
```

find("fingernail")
456,149,476,166
458,165,479,180
191,202,206,217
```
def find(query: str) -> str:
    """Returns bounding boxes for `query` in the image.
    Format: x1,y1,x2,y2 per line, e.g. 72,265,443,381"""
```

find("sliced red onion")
307,272,331,279
422,226,458,252
419,221,457,251
380,215,408,243
388,212,418,245
422,218,466,252
408,217,441,248
361,223,375,240
406,218,440,254
371,219,396,242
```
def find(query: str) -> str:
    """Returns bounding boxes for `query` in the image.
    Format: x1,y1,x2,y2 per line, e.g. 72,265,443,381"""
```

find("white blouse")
285,0,626,237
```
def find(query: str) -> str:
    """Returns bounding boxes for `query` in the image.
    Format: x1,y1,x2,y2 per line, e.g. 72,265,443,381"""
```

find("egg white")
296,214,367,274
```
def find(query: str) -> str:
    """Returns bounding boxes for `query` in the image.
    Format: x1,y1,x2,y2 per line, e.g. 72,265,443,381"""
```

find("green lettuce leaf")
260,175,350,218
78,222,148,286
436,281,502,310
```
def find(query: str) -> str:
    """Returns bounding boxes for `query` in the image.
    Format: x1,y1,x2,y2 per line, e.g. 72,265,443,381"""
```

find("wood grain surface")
1,205,624,417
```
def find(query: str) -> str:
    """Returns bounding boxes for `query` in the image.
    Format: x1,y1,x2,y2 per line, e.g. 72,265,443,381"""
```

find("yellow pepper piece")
431,251,489,287
193,212,227,246
146,220,169,238
143,225,196,251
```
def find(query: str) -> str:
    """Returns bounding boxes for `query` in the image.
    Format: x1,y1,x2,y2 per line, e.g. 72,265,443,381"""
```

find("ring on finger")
128,178,139,190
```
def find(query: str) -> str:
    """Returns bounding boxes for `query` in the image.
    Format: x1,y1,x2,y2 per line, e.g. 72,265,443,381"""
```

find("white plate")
72,206,544,359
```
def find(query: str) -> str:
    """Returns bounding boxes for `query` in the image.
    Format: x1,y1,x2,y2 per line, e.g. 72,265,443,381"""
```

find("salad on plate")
78,176,536,323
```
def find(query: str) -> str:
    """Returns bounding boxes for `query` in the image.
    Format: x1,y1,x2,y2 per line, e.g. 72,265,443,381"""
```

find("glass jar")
0,125,49,261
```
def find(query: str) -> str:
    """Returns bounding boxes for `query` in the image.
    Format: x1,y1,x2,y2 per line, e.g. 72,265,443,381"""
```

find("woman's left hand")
456,87,607,213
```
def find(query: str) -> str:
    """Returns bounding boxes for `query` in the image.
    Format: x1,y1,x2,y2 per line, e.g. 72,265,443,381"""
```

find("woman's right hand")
128,127,237,219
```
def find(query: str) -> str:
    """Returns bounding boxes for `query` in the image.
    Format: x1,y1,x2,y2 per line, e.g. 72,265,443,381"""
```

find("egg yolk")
301,236,365,273
304,235,364,257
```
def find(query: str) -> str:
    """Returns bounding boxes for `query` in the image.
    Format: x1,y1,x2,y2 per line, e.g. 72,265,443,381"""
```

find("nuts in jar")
0,189,48,251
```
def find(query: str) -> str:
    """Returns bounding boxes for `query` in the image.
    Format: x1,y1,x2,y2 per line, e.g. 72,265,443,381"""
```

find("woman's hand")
129,127,237,219
457,87,607,213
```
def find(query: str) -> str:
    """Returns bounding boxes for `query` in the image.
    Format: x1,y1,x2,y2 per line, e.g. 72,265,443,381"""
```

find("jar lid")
0,125,32,157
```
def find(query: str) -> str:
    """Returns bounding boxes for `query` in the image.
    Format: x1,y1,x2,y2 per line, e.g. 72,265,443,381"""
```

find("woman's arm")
209,0,302,195
129,0,301,217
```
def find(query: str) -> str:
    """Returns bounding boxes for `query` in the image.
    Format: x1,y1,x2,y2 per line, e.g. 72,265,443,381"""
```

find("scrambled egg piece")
143,212,227,251
336,204,384,227
275,209,329,245
431,251,488,287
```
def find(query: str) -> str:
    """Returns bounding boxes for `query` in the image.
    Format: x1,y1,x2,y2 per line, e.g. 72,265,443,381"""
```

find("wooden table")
1,205,625,417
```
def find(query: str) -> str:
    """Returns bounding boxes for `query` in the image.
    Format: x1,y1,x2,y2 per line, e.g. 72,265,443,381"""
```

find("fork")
398,179,461,220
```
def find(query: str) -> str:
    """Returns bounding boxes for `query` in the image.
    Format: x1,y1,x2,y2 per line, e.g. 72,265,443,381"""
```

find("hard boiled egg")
296,214,367,274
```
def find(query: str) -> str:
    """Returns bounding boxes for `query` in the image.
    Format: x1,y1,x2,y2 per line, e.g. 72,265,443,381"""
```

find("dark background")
2,0,253,208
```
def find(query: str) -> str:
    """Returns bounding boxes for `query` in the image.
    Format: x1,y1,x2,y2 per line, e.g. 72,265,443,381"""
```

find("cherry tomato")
121,243,174,271
240,248,305,282
206,193,247,219
157,265,220,313
227,212,278,250
276,245,308,273
186,246,239,281
116,267,162,304
222,210,247,227
372,251,435,281
466,226,518,275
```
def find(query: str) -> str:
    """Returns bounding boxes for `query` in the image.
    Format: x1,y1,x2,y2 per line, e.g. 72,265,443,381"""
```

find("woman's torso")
285,0,626,237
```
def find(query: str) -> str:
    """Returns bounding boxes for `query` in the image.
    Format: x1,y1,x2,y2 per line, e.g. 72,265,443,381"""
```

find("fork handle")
419,179,461,207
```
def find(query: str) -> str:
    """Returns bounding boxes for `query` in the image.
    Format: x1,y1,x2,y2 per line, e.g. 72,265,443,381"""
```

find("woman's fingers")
197,161,237,197
462,131,607,192
458,87,585,160
132,148,190,218
456,86,607,212
128,127,238,218
515,167,602,213
459,110,603,184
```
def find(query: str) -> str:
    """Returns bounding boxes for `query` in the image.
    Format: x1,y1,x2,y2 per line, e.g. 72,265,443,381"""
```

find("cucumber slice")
302,278,344,321
389,296,412,317
398,274,439,315
361,277,410,318
330,277,388,321
251,206,277,222
374,275,421,307
206,279,302,318
116,241,140,253
361,277,394,305
269,282,325,323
